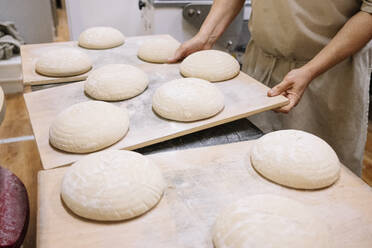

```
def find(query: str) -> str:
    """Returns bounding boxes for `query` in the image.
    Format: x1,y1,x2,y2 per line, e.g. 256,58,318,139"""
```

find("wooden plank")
37,141,372,248
20,35,174,86
24,61,288,169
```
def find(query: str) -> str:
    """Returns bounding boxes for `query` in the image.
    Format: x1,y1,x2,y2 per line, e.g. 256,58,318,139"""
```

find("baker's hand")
268,67,314,113
168,34,214,63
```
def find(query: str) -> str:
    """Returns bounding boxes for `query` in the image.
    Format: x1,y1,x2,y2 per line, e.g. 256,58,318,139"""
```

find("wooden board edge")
123,99,288,151
24,76,87,86
39,140,256,173
39,97,287,170
37,170,51,248
21,41,77,50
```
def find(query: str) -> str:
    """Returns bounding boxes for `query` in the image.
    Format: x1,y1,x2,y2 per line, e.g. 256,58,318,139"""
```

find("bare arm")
305,11,372,79
168,0,245,62
269,11,372,113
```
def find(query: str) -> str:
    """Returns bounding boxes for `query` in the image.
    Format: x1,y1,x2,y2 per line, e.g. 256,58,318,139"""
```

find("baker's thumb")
268,79,291,97
167,47,185,63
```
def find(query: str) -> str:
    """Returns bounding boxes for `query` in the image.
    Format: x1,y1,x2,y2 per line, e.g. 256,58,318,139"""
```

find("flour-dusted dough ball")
180,50,240,82
49,101,129,153
78,27,125,49
213,195,330,248
152,78,224,122
138,38,180,63
61,150,166,221
35,47,92,77
84,64,149,101
251,130,341,189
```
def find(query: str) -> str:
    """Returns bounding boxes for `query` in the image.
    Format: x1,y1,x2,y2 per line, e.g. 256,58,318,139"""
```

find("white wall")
66,0,143,40
0,0,54,44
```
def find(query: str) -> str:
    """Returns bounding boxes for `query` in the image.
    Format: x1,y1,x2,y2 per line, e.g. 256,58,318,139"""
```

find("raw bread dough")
180,50,240,82
35,47,92,77
84,64,149,101
138,38,180,63
49,101,129,153
212,194,330,248
152,78,224,122
250,130,341,189
61,150,165,221
78,27,125,49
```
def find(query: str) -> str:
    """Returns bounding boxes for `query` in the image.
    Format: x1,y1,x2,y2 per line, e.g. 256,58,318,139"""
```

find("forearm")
197,0,245,46
304,11,372,80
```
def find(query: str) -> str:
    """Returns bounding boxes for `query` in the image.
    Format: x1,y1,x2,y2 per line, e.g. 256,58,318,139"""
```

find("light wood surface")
37,140,372,248
0,93,33,139
20,35,172,85
24,60,288,169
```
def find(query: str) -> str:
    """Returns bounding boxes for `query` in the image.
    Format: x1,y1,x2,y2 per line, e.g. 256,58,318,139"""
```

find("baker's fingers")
167,47,186,63
273,94,298,113
268,79,293,97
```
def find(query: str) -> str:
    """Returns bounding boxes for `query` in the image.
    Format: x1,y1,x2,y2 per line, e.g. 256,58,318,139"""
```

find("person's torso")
248,0,361,60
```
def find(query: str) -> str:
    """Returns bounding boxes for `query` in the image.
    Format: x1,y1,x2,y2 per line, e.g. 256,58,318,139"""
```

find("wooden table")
37,140,372,248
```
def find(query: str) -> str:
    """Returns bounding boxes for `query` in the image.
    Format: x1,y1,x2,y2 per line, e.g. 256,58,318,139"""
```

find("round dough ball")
138,38,180,63
251,130,341,189
84,64,149,101
35,47,92,77
49,101,129,153
61,150,166,221
152,78,224,122
213,195,330,248
180,50,240,82
78,26,125,49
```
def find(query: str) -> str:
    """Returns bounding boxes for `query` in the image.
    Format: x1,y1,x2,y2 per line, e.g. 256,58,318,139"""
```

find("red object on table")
0,166,29,248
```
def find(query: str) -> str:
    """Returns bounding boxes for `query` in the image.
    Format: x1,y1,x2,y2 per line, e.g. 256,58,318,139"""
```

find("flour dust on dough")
250,129,341,189
212,194,330,248
152,78,224,122
49,101,129,153
137,38,180,63
180,50,240,82
61,150,166,221
78,26,125,49
35,47,92,77
84,64,149,101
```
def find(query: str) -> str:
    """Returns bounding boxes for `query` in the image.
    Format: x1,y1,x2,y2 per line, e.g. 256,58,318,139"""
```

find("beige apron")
243,0,372,175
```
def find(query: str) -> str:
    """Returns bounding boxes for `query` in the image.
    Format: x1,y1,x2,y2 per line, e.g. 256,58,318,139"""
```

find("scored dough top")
84,64,149,101
61,150,166,221
78,26,125,49
212,194,330,248
35,47,92,77
49,101,129,153
250,129,341,189
180,50,240,82
152,78,224,122
137,38,180,63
